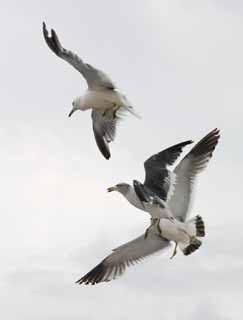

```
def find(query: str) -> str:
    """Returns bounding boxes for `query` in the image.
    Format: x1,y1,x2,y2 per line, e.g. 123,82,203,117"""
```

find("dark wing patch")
91,109,121,160
133,180,152,203
188,128,220,160
168,128,220,222
144,140,193,201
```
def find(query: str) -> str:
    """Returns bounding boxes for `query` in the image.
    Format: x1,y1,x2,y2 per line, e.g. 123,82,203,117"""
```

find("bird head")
107,183,131,195
69,96,84,117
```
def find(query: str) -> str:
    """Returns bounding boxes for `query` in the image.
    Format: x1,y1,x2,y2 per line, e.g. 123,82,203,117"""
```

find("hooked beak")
107,186,115,193
68,108,76,117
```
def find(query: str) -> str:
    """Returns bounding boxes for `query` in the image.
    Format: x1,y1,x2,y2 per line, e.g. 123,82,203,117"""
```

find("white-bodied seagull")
76,129,220,285
132,181,205,258
43,22,139,159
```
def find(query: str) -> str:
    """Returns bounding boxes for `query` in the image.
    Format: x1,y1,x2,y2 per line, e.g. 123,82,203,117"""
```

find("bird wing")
76,233,170,285
133,180,173,219
43,22,116,90
91,109,122,160
143,140,193,201
168,128,220,222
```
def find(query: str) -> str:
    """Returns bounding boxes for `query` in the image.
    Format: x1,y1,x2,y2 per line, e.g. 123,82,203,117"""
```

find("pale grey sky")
1,0,242,319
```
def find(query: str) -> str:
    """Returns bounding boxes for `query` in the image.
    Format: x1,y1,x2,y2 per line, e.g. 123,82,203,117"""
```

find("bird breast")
83,90,129,110
159,219,188,243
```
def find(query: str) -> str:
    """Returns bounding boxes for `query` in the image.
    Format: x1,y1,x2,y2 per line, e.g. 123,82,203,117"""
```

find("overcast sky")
1,0,243,319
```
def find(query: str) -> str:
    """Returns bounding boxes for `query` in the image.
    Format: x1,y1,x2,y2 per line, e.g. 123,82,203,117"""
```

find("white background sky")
1,0,243,319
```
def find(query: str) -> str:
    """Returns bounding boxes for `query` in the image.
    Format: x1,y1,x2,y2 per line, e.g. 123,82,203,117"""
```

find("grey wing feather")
76,234,170,285
91,109,120,160
168,129,220,222
43,22,116,90
144,140,193,201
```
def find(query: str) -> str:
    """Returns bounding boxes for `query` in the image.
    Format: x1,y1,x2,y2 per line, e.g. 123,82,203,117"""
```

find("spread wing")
76,233,170,285
168,129,220,222
43,22,116,90
143,140,193,201
91,109,122,160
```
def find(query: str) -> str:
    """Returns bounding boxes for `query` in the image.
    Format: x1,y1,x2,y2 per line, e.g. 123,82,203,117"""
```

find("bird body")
76,214,205,285
72,89,132,112
77,130,219,284
158,215,204,255
43,22,138,159
108,129,220,222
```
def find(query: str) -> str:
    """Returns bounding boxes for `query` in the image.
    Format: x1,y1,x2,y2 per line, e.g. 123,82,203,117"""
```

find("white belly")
83,90,130,110
159,218,188,243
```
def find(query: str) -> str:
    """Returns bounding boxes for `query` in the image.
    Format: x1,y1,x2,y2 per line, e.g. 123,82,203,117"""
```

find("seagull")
43,22,139,159
76,210,205,285
76,129,219,285
132,181,205,258
107,129,220,223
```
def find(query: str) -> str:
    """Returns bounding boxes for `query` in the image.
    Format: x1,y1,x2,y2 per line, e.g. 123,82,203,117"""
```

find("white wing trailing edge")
168,128,220,222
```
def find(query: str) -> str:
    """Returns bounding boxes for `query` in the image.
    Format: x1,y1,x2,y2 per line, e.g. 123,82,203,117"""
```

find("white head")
68,96,86,117
107,183,131,196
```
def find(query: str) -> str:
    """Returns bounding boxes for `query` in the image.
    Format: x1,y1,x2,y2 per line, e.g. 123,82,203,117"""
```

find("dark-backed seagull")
43,22,139,159
76,210,205,285
133,181,205,258
107,129,220,222
76,129,219,284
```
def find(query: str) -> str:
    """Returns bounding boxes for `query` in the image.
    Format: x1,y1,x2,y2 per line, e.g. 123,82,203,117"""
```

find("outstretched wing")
144,140,193,201
168,128,220,222
91,109,122,160
76,233,170,285
43,22,116,90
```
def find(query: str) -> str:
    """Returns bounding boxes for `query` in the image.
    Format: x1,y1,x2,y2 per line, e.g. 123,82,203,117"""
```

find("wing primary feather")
168,128,220,222
75,234,170,285
43,22,116,90
144,140,193,201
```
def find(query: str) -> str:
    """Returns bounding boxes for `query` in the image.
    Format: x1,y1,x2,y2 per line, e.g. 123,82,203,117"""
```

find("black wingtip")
183,238,202,256
195,215,205,237
75,261,107,285
42,21,48,36
93,130,111,160
191,128,220,157
42,22,62,57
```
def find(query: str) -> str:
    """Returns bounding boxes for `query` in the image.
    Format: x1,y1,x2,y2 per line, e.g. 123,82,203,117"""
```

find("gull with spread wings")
76,129,220,284
43,22,139,159
108,129,220,223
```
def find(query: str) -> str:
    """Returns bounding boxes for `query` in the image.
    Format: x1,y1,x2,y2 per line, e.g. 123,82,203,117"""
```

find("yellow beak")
107,186,115,192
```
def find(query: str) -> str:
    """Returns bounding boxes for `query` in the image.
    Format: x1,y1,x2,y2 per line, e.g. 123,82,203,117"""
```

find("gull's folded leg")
170,242,178,259
144,219,156,239
156,219,162,236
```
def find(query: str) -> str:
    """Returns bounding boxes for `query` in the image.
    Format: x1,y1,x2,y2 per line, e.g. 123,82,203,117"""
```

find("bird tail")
185,215,205,238
178,215,205,256
122,105,142,119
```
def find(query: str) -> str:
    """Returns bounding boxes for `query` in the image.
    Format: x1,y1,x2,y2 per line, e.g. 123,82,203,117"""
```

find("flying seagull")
43,22,139,159
132,180,205,258
76,129,219,285
76,208,205,285
107,128,220,222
